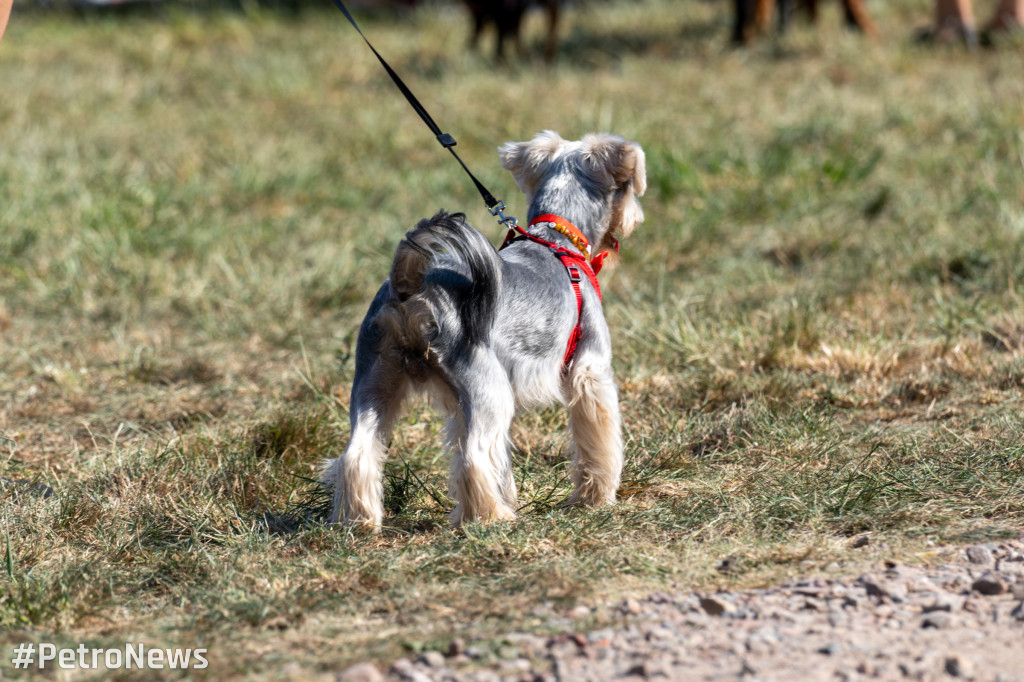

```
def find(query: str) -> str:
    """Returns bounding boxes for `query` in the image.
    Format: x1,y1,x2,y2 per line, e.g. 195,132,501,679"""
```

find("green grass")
1,0,1023,677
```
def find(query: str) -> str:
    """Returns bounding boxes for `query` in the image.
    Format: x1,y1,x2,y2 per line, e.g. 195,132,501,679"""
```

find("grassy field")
1,0,1023,677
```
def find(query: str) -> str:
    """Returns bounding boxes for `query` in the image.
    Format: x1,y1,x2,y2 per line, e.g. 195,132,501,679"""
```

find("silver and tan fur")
320,131,646,530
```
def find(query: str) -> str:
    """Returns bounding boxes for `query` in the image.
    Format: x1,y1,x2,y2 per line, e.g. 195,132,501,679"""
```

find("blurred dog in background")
462,0,561,62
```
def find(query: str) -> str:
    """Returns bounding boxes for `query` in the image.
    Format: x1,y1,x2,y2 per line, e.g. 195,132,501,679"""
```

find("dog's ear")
583,134,647,242
499,130,565,201
581,134,646,197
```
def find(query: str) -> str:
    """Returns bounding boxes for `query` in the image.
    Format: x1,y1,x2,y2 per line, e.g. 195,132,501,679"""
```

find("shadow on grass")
257,476,332,535
22,0,385,20
554,17,725,69
256,459,451,535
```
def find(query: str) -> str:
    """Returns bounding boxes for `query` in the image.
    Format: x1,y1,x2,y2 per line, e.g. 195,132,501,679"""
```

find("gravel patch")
340,538,1024,682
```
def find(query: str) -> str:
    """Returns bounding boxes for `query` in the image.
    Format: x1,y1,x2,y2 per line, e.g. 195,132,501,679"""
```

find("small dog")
321,131,646,531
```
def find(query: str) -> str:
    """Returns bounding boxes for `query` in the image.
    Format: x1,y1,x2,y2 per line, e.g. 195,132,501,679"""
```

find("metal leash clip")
489,199,519,235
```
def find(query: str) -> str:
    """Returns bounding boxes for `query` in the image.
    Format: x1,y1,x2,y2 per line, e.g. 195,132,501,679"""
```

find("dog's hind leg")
565,361,622,507
446,350,517,525
321,358,409,532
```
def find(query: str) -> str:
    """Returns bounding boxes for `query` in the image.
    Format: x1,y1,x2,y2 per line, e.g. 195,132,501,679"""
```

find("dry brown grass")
1,0,1023,677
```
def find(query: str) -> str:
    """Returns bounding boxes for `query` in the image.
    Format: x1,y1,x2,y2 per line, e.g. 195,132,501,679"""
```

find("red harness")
499,215,617,367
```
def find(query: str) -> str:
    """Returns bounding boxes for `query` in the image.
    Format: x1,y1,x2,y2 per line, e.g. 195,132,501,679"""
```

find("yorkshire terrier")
321,131,646,530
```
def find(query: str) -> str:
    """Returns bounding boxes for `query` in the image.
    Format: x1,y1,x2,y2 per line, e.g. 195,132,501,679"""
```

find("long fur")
321,131,646,531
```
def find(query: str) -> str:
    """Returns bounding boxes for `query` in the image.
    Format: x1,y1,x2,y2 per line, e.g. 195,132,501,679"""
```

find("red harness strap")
557,251,599,366
499,215,610,368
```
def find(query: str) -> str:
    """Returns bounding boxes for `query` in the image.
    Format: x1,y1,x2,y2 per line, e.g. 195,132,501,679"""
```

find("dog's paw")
449,502,517,526
564,488,617,508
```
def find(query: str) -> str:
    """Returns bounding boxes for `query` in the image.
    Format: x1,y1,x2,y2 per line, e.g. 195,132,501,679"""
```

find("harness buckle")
566,265,582,283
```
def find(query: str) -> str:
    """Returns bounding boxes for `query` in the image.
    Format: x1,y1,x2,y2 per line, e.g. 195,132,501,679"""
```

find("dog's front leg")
565,361,623,507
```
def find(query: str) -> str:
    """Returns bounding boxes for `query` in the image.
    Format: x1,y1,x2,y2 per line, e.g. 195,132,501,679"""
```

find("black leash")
329,0,517,231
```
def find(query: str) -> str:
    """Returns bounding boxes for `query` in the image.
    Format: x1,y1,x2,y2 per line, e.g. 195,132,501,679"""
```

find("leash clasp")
489,200,518,231
489,200,519,247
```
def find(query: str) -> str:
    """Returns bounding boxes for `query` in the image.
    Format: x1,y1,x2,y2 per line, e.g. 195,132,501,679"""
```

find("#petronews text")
11,642,208,670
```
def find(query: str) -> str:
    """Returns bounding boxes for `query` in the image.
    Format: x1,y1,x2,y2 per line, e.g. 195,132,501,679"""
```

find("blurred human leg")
984,0,1023,31
0,0,12,43
925,0,978,45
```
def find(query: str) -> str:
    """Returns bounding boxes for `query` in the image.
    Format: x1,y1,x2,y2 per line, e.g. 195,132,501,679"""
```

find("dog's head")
499,131,647,256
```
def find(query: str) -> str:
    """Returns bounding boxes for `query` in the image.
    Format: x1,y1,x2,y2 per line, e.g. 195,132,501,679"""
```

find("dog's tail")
388,211,502,349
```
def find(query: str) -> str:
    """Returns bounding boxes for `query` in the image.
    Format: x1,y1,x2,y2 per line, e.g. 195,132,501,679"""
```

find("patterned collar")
528,214,591,261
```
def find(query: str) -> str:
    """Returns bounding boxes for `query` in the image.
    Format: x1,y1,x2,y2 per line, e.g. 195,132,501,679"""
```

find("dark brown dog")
732,0,877,45
462,0,560,62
